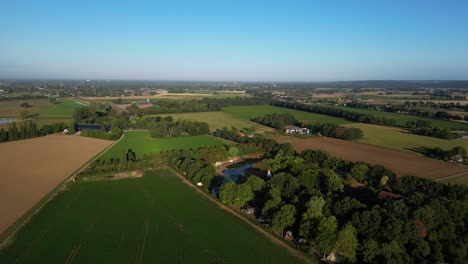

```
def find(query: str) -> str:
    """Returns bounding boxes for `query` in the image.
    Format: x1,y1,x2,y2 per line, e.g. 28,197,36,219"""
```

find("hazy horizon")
1,0,468,81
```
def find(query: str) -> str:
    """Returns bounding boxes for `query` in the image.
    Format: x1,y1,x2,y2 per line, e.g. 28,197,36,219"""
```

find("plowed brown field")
0,135,112,235
273,135,468,179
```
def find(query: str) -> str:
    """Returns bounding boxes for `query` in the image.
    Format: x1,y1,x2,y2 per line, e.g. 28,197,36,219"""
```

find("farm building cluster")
285,126,310,135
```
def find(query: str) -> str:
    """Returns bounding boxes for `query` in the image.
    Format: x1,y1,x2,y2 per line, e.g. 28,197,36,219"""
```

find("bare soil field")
0,135,112,235
273,135,468,179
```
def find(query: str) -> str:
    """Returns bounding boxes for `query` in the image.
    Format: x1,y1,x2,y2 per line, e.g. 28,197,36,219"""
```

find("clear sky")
1,0,467,81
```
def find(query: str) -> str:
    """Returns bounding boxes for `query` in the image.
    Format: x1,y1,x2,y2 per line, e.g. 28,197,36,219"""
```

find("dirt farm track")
0,135,112,236
273,135,468,180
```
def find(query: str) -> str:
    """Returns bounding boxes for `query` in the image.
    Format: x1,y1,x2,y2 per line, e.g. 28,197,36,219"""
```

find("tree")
244,175,265,192
314,216,338,256
227,146,239,157
302,196,325,220
262,187,282,216
321,169,344,194
335,224,358,262
220,182,237,206
272,204,296,235
20,110,29,120
380,240,409,264
219,182,253,208
351,163,368,182
20,102,30,108
360,239,380,263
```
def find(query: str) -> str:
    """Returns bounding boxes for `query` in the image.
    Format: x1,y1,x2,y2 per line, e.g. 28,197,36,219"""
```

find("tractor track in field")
138,182,226,264
15,192,82,264
64,216,99,264
135,218,150,264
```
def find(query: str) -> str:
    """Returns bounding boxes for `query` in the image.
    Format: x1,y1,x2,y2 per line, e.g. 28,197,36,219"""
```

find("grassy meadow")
344,123,468,153
164,112,273,132
0,169,305,264
101,131,230,159
222,105,350,125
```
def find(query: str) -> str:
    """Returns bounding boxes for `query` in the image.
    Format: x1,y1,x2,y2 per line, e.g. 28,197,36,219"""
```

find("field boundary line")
163,167,315,264
0,133,124,246
434,171,468,182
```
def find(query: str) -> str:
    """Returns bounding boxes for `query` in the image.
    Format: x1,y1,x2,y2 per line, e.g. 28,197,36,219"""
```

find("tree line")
308,123,363,140
127,97,269,116
0,121,70,143
345,101,468,124
271,100,398,126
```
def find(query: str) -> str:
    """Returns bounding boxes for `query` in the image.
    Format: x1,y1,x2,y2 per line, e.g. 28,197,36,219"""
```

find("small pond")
0,119,15,124
222,163,253,183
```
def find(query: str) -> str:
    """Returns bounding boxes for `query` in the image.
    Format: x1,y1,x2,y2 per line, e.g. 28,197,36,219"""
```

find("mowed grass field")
164,112,273,132
101,131,230,159
344,123,468,152
330,105,468,130
222,106,350,125
0,169,305,264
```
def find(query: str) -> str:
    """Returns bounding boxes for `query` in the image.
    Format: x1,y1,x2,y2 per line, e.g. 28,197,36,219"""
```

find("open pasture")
222,105,350,125
344,123,468,152
0,135,113,236
101,131,230,159
0,169,306,264
164,111,273,132
271,134,468,180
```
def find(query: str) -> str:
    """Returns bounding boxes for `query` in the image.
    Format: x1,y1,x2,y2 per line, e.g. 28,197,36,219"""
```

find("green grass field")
37,100,83,119
164,112,273,133
344,123,468,152
101,131,230,159
0,169,305,264
331,105,468,130
222,106,350,125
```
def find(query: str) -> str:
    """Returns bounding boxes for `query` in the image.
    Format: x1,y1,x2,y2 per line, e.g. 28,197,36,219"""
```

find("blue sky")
1,0,467,81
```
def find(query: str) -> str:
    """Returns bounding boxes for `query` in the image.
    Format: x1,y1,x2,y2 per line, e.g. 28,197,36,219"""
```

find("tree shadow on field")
404,146,433,157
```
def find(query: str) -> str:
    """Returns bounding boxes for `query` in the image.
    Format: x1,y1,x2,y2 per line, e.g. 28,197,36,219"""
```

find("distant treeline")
127,97,269,115
345,101,468,124
405,120,462,140
271,100,397,126
0,121,70,143
0,95,47,102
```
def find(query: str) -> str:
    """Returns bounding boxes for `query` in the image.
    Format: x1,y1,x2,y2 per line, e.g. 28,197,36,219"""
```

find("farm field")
101,131,230,159
344,123,468,152
0,99,82,129
328,105,468,130
164,112,273,132
270,134,468,180
83,92,244,102
0,169,306,264
222,106,350,125
0,135,113,236
37,99,84,118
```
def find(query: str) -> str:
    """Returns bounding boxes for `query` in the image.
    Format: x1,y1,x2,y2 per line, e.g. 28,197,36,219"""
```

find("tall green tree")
334,224,358,262
272,204,296,235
